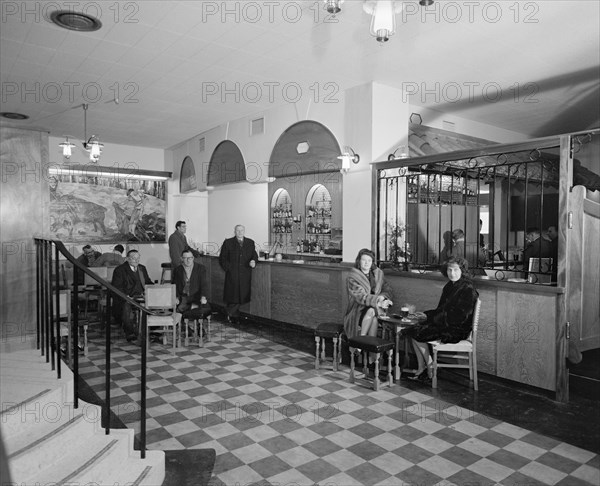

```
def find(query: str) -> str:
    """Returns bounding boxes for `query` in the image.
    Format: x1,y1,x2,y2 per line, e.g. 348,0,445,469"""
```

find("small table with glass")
378,309,426,381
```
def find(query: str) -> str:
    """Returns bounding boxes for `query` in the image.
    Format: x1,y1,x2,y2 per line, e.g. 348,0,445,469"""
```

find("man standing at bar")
219,224,258,323
168,221,202,267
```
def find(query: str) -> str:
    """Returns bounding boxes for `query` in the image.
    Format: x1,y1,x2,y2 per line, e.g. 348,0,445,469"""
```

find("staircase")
0,349,165,485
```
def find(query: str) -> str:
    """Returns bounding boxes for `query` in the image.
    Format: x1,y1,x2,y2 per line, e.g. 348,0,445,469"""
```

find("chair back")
145,284,176,310
84,266,108,286
105,266,116,282
58,290,70,318
470,298,482,352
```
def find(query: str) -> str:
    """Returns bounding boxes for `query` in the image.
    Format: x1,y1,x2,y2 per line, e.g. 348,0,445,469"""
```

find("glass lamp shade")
369,0,397,42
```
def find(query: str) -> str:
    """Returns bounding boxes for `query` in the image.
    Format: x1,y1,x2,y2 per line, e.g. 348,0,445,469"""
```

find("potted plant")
387,221,411,270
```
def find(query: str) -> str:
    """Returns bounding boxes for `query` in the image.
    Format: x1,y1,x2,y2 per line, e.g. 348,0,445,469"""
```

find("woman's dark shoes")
408,370,432,384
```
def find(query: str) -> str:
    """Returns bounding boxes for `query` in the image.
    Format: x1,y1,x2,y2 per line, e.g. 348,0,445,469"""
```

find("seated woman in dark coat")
344,248,393,361
403,257,479,382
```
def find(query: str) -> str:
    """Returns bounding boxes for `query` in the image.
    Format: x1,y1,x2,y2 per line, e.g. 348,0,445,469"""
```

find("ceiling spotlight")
419,0,434,6
324,0,344,14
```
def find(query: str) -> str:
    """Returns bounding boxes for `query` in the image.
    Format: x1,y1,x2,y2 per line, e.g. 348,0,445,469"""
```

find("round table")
378,313,426,381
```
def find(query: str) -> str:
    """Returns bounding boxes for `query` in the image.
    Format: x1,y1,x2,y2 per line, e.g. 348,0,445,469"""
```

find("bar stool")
160,262,172,284
182,306,212,347
347,335,394,391
314,323,345,371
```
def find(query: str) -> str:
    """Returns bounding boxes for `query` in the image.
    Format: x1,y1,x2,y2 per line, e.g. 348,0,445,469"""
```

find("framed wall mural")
49,170,168,243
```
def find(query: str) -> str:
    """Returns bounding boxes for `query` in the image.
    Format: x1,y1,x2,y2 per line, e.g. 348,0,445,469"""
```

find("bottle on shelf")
296,238,301,253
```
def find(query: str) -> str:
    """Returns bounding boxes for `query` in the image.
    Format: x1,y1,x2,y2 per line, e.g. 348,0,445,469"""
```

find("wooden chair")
57,290,88,365
83,267,109,319
428,298,481,390
144,284,180,354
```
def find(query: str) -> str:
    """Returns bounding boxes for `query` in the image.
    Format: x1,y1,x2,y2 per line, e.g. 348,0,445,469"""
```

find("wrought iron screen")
376,146,562,285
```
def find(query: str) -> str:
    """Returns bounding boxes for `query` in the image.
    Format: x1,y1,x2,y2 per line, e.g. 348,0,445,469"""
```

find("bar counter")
198,255,568,401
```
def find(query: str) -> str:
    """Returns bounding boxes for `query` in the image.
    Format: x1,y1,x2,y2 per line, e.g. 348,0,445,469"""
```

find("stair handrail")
35,237,151,458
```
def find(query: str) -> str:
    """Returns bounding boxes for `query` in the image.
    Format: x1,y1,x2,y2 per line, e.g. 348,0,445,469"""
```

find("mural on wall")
49,174,167,243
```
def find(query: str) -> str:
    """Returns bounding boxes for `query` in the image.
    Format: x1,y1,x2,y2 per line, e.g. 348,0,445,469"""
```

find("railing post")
72,266,80,409
140,310,147,459
54,244,61,379
104,292,112,435
48,241,55,371
43,241,49,361
36,239,41,351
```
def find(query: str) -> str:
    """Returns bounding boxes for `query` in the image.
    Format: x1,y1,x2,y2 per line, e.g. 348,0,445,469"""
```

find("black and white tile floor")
79,319,599,486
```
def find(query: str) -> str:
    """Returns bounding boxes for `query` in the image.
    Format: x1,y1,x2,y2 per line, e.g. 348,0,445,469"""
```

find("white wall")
207,182,269,256
165,81,531,263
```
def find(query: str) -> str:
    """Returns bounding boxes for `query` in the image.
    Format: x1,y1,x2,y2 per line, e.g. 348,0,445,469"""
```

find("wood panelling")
270,265,343,328
199,254,565,397
207,140,246,185
269,120,341,177
496,290,557,390
567,185,600,354
1,128,49,346
250,263,271,319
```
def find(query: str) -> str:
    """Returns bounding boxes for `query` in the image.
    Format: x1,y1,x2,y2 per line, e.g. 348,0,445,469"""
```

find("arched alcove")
269,120,342,178
207,140,246,186
179,156,197,193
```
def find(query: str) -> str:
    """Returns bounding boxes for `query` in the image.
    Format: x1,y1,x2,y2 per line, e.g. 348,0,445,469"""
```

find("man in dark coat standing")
111,249,153,342
219,225,258,323
168,221,202,267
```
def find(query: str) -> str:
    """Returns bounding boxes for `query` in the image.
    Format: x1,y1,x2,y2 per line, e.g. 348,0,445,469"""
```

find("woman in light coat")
343,248,393,346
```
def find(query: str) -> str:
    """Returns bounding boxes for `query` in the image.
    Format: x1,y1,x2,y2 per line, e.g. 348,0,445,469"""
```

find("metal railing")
371,130,600,285
34,237,152,457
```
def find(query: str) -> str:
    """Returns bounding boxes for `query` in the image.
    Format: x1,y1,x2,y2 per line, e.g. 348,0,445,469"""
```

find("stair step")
26,432,129,484
1,348,165,486
1,386,69,440
103,450,166,485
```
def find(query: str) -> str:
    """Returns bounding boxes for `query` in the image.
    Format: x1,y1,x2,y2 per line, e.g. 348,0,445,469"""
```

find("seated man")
111,249,153,342
173,250,210,335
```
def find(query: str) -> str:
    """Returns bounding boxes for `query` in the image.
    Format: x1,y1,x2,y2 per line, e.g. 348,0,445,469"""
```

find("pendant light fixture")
59,103,104,162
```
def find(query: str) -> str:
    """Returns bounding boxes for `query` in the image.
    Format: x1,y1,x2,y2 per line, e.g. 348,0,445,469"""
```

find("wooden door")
566,185,600,357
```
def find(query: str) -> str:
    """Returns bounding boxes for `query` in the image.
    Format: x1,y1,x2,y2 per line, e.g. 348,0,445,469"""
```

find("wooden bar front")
198,255,567,401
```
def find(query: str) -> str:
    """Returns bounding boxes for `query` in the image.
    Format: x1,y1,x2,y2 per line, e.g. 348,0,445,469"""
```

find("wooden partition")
199,255,568,400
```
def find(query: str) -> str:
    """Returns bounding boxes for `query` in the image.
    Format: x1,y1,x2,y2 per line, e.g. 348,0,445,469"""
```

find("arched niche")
207,140,247,186
269,120,341,178
179,156,197,193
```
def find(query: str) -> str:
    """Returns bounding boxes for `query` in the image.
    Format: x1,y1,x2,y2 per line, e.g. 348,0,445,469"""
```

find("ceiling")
1,0,599,150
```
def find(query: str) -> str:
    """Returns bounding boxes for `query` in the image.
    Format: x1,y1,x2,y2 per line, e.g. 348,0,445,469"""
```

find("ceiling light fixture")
338,146,360,174
363,0,402,43
324,0,344,14
419,0,434,6
58,103,104,162
59,137,76,159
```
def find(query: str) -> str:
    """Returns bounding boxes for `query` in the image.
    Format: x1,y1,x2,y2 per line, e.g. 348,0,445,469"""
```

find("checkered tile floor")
79,318,599,486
